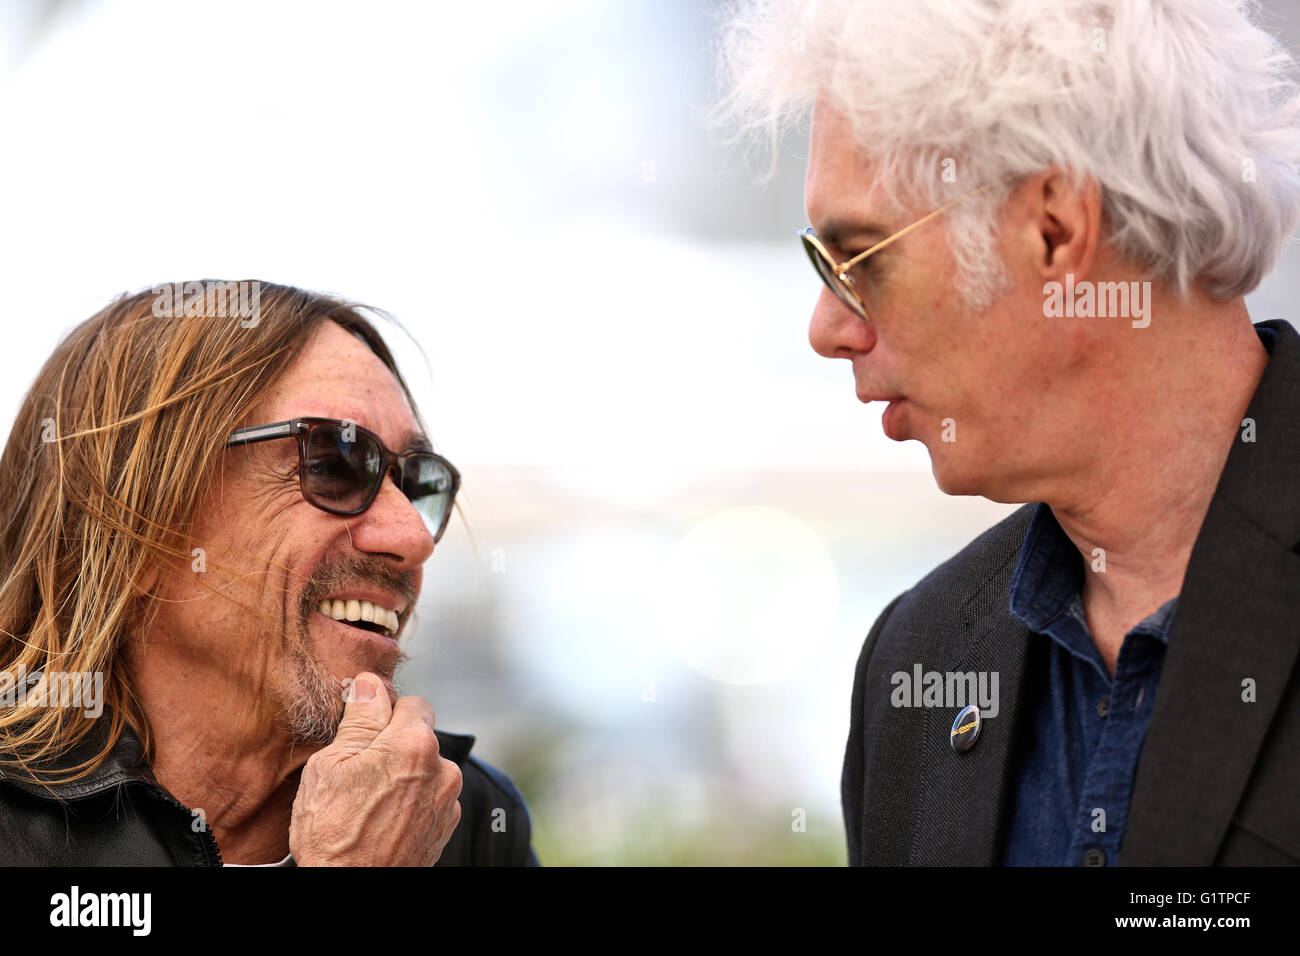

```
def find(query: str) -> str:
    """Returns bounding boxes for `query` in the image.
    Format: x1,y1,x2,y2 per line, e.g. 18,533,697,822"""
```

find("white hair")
716,0,1300,310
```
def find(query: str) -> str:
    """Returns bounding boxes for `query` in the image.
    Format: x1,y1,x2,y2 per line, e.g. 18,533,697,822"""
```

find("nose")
348,471,437,571
808,286,876,359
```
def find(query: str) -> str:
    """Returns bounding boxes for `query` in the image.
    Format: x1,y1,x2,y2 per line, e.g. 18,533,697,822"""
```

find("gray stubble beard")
282,612,403,745
284,643,347,745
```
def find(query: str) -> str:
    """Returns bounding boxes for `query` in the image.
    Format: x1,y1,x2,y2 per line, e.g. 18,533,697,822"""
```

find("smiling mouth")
316,598,401,638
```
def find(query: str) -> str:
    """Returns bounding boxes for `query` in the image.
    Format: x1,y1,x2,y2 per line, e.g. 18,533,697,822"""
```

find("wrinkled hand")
290,672,462,866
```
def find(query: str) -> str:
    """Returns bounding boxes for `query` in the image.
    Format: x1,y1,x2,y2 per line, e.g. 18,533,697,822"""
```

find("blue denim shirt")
1000,503,1177,866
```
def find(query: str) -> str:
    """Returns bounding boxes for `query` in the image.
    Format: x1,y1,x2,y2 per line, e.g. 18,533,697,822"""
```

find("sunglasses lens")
402,455,456,538
304,423,382,512
801,233,867,318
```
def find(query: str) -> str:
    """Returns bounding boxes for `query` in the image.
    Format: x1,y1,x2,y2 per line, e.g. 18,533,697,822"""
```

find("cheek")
200,461,323,565
182,486,338,636
878,254,964,352
904,323,1015,444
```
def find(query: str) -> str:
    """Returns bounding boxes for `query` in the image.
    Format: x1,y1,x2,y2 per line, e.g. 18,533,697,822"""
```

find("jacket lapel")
908,608,1034,865
1122,511,1300,864
1123,320,1300,864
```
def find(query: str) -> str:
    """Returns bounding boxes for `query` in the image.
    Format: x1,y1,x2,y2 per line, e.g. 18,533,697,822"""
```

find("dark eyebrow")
403,431,433,452
818,217,891,253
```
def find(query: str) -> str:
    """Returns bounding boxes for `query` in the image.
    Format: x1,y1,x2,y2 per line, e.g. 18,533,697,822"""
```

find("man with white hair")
719,0,1300,865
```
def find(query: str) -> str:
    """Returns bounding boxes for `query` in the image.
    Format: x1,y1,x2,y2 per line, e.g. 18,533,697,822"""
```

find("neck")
126,647,321,864
1045,297,1267,667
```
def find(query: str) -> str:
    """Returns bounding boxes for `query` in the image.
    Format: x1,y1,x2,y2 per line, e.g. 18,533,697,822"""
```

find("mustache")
299,554,417,614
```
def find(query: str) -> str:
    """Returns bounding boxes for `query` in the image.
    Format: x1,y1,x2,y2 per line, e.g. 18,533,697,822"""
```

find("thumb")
328,672,392,754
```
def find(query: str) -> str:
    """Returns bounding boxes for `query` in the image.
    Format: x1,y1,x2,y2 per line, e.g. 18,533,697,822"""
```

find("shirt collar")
1010,502,1179,654
1009,502,1082,634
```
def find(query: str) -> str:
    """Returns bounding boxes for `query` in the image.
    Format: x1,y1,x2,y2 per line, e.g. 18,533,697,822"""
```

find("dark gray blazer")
842,318,1300,866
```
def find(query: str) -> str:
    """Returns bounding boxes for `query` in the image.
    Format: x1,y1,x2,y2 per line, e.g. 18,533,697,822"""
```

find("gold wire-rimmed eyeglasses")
800,173,1020,320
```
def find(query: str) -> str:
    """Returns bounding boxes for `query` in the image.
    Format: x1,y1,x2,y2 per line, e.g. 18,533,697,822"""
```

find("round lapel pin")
950,704,981,753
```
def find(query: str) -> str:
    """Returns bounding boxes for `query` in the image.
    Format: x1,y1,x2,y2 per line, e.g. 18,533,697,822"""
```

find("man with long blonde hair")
0,281,536,866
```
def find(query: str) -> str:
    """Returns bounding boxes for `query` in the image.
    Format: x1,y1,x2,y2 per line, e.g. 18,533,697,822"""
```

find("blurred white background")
3,0,1298,863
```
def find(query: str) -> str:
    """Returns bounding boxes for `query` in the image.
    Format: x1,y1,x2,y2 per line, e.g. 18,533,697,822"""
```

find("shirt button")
1097,695,1110,718
1083,848,1107,867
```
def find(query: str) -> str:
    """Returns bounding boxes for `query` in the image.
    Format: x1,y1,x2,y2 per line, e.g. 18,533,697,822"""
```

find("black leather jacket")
0,719,538,866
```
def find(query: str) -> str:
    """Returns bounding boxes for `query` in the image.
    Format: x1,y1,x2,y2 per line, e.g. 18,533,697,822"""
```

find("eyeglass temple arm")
226,420,297,448
838,173,1020,273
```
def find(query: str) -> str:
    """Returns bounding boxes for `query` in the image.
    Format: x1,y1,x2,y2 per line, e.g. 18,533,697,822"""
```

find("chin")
280,616,404,744
931,469,983,497
927,445,987,498
928,448,1031,504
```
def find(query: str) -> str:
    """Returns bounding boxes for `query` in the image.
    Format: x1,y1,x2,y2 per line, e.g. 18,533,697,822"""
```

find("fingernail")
354,675,378,701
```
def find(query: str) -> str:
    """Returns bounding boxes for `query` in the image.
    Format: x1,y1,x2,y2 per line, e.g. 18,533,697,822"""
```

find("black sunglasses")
225,417,460,542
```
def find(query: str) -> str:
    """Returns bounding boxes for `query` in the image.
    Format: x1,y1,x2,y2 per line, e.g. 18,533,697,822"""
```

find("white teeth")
318,597,400,636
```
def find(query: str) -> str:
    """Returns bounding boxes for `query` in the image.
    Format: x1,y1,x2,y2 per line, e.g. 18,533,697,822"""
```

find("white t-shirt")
223,852,294,867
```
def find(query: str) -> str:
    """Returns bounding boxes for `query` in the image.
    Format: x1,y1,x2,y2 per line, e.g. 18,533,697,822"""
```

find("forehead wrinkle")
260,319,412,416
292,406,426,453
252,323,431,459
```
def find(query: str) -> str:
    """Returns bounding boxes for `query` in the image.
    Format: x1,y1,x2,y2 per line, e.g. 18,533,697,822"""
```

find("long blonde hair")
0,281,417,785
